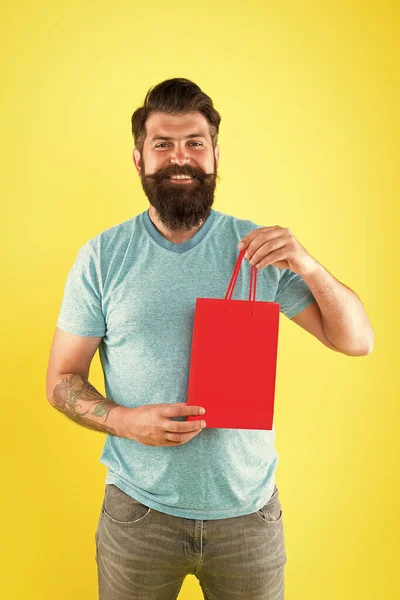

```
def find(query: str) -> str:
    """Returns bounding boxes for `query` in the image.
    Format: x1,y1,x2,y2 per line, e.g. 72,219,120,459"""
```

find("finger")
244,230,284,262
254,247,289,268
165,429,202,444
163,418,206,433
161,403,205,417
238,226,279,250
164,434,183,444
249,237,288,266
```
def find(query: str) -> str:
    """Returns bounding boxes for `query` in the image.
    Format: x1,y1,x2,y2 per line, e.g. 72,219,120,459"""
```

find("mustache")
149,167,207,182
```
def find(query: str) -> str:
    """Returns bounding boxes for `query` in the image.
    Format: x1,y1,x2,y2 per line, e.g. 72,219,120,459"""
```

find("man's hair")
131,78,221,155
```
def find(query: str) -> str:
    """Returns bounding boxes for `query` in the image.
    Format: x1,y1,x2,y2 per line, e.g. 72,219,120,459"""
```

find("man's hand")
238,226,317,276
119,403,207,446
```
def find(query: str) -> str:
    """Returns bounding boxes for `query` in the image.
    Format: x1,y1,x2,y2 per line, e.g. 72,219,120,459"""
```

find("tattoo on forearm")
51,374,118,435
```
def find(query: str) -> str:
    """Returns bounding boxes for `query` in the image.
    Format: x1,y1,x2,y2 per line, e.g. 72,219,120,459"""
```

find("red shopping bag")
186,249,280,430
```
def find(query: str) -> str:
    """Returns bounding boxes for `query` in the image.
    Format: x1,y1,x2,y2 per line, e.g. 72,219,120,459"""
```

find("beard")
139,155,219,231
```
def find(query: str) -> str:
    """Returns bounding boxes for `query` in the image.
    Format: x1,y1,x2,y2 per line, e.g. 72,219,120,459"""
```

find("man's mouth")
167,175,196,183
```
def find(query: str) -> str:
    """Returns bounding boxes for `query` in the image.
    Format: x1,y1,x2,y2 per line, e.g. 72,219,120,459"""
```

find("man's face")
133,111,220,231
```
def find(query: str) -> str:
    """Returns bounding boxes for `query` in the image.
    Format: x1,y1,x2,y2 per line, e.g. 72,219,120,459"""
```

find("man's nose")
170,151,191,166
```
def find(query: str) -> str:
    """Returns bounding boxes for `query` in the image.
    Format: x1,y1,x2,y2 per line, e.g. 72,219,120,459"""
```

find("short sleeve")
274,268,316,319
56,243,106,337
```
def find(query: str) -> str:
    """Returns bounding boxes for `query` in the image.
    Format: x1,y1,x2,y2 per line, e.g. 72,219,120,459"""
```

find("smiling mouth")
168,178,195,184
164,175,197,183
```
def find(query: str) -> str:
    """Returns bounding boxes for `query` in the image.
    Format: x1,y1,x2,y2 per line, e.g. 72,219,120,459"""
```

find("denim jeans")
95,483,286,599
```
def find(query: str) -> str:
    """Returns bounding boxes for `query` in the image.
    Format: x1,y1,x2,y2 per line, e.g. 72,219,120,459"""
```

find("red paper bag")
186,249,280,430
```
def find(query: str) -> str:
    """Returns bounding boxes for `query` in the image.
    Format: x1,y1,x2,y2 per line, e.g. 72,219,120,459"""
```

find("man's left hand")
237,226,317,277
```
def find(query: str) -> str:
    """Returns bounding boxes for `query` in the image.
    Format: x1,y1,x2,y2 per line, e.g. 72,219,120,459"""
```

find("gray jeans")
95,483,287,600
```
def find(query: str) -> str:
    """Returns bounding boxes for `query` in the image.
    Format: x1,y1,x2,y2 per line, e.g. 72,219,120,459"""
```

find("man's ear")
133,148,142,177
215,144,220,170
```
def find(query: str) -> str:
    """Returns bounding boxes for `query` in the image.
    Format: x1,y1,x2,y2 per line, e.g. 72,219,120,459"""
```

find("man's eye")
154,142,203,148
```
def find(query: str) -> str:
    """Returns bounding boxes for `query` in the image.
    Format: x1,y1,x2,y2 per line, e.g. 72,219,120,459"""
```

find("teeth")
170,175,192,179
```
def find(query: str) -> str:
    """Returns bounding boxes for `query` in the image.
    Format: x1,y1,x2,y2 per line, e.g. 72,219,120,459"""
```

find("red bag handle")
224,249,257,305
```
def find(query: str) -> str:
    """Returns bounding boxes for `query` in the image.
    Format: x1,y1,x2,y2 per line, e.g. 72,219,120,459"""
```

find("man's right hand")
118,403,207,446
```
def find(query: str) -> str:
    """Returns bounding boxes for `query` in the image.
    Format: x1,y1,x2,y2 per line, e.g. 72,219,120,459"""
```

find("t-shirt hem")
104,471,276,520
56,321,105,337
286,291,316,319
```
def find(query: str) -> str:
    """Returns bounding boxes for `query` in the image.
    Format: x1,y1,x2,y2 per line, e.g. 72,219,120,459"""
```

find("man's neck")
147,205,206,244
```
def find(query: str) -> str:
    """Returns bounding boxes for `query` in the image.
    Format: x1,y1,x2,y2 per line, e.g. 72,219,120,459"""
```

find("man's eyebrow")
150,133,207,142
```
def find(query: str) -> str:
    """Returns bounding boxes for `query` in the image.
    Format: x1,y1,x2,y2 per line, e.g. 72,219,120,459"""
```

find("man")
46,78,374,600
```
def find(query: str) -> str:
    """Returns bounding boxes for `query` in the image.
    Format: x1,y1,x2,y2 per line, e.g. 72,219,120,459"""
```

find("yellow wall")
1,1,398,598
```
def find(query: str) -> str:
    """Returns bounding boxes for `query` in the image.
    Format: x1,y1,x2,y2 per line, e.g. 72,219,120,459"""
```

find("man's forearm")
301,259,374,355
47,373,126,436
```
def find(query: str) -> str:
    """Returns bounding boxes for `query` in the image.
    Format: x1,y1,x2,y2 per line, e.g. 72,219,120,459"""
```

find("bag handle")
224,249,258,306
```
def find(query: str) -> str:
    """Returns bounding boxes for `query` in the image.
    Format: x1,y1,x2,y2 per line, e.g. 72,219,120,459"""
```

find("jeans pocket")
94,487,106,561
102,484,152,527
254,486,283,525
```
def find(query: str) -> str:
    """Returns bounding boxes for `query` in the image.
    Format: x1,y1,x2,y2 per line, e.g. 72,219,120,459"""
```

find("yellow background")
1,0,398,598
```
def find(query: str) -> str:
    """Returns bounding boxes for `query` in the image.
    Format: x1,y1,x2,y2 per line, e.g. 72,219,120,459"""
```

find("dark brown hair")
131,78,221,155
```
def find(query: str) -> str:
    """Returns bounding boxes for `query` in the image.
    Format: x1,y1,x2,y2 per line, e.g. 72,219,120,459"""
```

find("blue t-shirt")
56,208,315,519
